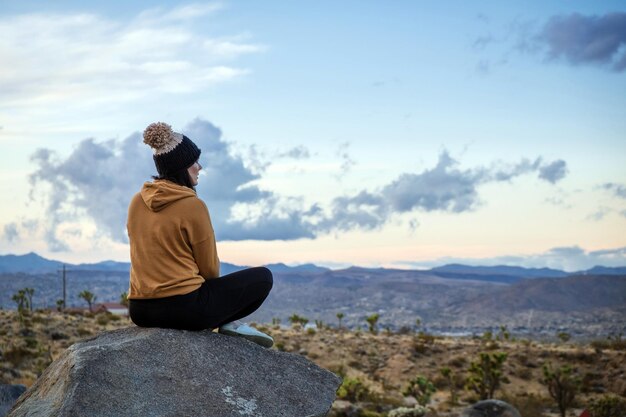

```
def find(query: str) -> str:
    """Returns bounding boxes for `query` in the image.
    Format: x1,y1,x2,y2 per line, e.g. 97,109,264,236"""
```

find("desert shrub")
557,349,596,364
274,341,285,351
580,370,604,394
4,343,31,367
337,377,372,402
49,331,69,340
515,366,533,380
24,337,38,349
501,393,550,417
307,328,316,335
96,314,110,326
76,326,92,337
590,333,626,351
416,331,435,344
108,314,121,321
397,325,412,335
328,363,347,378
448,355,467,368
387,406,428,417
402,375,436,406
589,394,626,417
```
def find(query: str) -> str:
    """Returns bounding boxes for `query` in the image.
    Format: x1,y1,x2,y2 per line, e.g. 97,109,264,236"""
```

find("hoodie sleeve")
187,200,220,279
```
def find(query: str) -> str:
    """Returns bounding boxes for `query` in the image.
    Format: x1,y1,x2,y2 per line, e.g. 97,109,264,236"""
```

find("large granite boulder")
8,327,341,417
0,385,26,417
461,400,521,417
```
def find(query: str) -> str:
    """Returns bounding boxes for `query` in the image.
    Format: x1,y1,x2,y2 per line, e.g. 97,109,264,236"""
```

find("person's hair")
152,165,195,190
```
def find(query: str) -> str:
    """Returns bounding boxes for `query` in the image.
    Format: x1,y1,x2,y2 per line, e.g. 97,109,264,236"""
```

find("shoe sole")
219,328,274,348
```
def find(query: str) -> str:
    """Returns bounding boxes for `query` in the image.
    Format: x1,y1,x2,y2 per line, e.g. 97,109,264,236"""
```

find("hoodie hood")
140,180,196,212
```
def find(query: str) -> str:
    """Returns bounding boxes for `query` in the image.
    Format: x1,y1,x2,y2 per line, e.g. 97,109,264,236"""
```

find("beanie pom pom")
143,122,174,151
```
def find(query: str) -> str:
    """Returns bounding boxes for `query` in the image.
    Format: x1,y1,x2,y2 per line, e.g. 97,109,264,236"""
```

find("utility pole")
62,264,67,309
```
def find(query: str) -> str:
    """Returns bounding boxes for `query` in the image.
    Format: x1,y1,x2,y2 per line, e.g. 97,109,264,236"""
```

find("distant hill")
431,264,568,279
455,274,626,314
578,266,626,275
0,252,62,274
264,263,330,274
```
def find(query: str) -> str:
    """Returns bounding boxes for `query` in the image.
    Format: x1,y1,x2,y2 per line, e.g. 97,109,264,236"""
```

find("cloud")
2,223,18,242
318,151,568,231
19,118,315,250
602,182,626,199
334,142,356,179
402,245,626,272
0,4,265,110
7,129,569,249
537,12,626,71
278,146,310,159
538,160,568,183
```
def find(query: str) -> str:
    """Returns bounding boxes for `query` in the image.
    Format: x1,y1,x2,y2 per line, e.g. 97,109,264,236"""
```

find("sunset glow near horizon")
1,1,625,271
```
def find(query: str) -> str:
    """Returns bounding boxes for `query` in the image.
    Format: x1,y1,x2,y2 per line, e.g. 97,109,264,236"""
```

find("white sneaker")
218,321,274,348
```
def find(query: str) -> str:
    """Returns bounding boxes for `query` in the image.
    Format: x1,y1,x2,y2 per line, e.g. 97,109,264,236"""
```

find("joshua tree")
56,299,65,312
440,367,459,405
466,352,508,400
336,312,345,329
557,332,571,343
542,363,581,417
365,313,380,334
403,375,436,406
23,287,35,311
315,320,324,329
79,290,97,312
120,292,129,307
288,313,308,328
12,290,27,312
497,325,510,341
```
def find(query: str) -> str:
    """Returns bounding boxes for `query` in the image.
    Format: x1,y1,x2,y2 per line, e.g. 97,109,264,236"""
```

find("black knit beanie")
143,122,201,176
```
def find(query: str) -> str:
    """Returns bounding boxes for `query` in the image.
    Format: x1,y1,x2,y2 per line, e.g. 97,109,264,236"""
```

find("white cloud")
0,4,264,110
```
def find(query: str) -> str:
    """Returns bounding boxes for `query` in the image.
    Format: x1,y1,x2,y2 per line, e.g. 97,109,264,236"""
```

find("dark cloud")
538,12,626,71
602,182,626,199
317,151,567,232
24,118,316,249
15,124,570,248
538,159,568,183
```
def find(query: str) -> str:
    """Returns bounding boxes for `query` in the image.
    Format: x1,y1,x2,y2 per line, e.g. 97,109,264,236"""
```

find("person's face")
187,161,202,186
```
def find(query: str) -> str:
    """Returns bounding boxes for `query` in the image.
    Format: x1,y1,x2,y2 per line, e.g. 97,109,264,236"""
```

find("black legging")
129,267,273,331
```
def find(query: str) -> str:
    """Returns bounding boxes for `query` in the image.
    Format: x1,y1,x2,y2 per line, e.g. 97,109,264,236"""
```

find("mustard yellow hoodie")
127,180,220,299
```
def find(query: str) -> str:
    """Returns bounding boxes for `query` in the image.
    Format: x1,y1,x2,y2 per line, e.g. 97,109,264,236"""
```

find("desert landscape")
2,307,625,417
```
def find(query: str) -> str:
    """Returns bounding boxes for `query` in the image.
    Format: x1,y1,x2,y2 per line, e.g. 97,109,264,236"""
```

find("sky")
0,1,625,271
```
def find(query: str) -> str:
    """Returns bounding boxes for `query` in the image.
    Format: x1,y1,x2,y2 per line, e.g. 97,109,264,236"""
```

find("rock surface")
461,400,521,417
8,327,341,417
0,385,26,417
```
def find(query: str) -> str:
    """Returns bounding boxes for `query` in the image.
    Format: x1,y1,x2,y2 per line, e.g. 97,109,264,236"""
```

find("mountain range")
1,252,625,338
1,252,625,279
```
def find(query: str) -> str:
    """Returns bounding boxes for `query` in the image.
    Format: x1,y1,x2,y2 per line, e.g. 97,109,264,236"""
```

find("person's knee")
258,266,273,290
